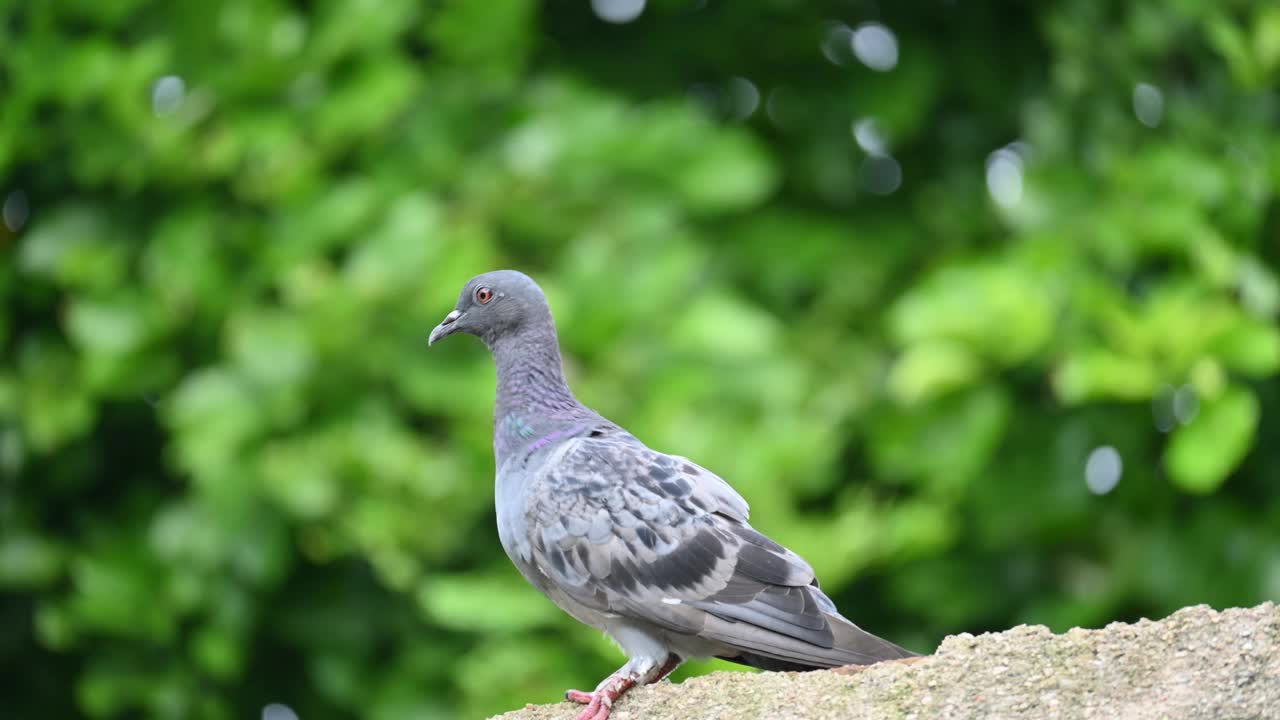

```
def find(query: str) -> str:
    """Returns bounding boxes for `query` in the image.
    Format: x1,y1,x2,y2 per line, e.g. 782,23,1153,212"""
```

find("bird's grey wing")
526,437,913,668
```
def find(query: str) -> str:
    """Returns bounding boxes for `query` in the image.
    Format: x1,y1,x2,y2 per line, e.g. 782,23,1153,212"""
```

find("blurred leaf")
0,533,64,588
66,296,152,356
17,206,127,290
870,386,1011,493
1213,316,1280,375
889,261,1053,365
18,341,95,451
1256,5,1280,74
167,368,262,478
671,292,779,358
257,435,341,519
1165,385,1260,493
191,624,243,679
675,131,778,213
888,340,984,405
226,308,314,389
343,193,443,298
426,0,535,84
1053,349,1160,404
1207,12,1263,89
417,573,560,632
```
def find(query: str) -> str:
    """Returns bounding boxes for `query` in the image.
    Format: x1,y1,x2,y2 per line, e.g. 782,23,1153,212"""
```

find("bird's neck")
489,328,595,467
489,326,584,428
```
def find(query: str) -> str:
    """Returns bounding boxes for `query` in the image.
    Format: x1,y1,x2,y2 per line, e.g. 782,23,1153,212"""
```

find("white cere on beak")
429,309,465,346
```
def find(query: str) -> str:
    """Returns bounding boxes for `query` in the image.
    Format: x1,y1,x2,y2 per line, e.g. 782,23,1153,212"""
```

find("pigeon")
429,270,918,720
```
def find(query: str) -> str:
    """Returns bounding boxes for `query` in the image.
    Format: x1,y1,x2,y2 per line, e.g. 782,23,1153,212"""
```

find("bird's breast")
494,463,529,564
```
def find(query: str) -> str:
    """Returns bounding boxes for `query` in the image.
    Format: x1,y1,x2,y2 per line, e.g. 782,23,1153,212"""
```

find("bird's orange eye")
475,286,494,304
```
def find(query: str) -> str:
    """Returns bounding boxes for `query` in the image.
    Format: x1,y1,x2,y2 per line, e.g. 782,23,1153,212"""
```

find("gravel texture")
492,603,1280,720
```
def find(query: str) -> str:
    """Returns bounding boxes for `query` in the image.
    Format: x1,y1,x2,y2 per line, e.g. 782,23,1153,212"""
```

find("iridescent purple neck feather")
486,314,601,466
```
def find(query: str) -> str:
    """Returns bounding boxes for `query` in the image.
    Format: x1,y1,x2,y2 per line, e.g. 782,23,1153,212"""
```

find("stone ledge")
492,603,1280,720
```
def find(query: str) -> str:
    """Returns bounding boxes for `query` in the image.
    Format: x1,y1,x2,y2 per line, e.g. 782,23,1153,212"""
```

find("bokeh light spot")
152,75,186,117
1085,445,1123,495
765,86,800,129
862,154,902,195
852,117,888,156
592,0,645,24
262,704,299,720
1133,82,1164,128
985,147,1023,208
3,190,29,232
1173,384,1199,425
821,23,856,66
726,77,760,120
852,23,898,71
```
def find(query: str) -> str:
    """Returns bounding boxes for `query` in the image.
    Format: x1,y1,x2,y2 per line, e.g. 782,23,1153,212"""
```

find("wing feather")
525,437,914,668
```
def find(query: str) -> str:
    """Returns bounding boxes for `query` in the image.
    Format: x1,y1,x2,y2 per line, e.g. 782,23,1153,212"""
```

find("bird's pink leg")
565,654,680,720
565,673,635,720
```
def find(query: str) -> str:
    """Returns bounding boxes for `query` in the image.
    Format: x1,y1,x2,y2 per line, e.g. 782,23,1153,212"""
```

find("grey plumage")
430,270,916,714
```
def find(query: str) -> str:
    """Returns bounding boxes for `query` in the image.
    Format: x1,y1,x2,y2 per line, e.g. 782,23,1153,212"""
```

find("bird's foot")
565,673,636,720
564,653,681,720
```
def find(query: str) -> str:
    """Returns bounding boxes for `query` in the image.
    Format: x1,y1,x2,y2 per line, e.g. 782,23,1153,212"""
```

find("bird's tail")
715,612,919,672
828,613,919,663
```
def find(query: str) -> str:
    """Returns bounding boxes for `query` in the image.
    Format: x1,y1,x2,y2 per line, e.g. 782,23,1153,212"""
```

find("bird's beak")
429,310,463,346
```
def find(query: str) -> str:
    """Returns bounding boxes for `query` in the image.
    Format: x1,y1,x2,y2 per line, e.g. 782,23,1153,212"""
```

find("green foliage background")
3,0,1280,717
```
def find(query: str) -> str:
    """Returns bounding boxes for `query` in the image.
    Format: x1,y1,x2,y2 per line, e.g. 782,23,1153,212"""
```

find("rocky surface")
492,603,1280,719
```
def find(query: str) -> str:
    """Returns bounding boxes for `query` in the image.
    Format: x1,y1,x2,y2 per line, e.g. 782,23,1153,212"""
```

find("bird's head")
428,269,554,347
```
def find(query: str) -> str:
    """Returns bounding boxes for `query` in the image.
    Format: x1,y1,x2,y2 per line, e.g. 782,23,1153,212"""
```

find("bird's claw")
566,689,613,720
565,689,595,705
564,671,636,720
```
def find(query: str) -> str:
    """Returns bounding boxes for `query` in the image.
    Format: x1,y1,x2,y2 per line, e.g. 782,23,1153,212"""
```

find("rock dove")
430,270,918,720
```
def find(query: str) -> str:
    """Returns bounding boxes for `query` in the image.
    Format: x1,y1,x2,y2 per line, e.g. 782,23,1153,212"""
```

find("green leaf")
889,261,1054,365
888,340,984,405
65,297,151,356
191,623,243,679
1053,349,1160,404
417,573,559,632
675,132,778,213
0,533,64,588
1256,5,1280,74
343,193,443,298
1165,385,1260,493
671,292,779,358
869,386,1011,493
17,206,127,290
257,437,340,519
18,342,95,451
1206,12,1263,89
426,0,534,82
167,367,262,477
226,308,314,388
1213,316,1280,375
